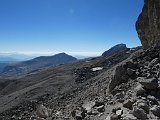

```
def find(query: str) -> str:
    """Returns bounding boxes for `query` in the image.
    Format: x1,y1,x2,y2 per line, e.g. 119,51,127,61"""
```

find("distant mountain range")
0,63,9,73
0,57,18,63
1,53,77,76
102,44,127,56
0,44,128,76
0,53,36,61
0,57,19,73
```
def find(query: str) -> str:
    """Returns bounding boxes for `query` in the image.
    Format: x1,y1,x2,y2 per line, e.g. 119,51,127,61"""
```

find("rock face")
136,0,160,49
102,44,127,56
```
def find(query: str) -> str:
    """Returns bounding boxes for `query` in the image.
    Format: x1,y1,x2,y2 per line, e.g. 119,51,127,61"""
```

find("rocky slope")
102,44,127,56
21,46,160,120
1,53,77,77
136,0,160,49
1,48,160,120
67,46,160,120
0,47,140,120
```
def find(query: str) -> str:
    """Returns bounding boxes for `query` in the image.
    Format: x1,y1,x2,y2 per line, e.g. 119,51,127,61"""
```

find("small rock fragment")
71,107,87,120
96,105,105,113
137,101,149,113
123,100,133,110
135,84,146,96
116,109,123,117
94,101,105,107
105,113,121,120
122,114,137,120
148,58,159,68
127,68,136,77
132,107,147,120
147,95,158,105
150,105,160,117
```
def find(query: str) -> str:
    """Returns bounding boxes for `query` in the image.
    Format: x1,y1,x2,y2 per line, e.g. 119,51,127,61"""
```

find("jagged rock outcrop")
136,0,160,49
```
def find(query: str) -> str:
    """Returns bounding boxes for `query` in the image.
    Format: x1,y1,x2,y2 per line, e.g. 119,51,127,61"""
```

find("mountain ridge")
102,43,127,56
1,53,77,77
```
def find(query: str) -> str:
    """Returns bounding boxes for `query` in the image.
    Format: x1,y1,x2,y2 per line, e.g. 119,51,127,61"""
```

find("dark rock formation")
102,44,127,56
136,0,160,49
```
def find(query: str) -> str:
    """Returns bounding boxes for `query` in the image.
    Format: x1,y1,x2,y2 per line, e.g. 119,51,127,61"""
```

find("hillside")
0,47,140,120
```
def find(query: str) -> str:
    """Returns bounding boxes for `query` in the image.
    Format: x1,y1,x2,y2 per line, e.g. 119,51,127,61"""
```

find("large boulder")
108,63,129,92
136,0,160,49
137,77,158,90
132,107,147,120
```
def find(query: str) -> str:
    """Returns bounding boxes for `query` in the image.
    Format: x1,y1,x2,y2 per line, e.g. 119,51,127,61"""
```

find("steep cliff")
136,0,160,49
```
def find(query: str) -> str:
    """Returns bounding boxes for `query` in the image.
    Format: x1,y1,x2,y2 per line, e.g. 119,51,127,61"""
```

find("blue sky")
0,0,143,56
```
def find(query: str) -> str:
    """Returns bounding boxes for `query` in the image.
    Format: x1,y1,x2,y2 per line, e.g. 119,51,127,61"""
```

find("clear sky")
0,0,144,56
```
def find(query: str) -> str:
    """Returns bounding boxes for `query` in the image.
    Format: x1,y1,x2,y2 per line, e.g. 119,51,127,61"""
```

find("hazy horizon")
0,0,143,56
0,51,101,56
0,51,101,61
